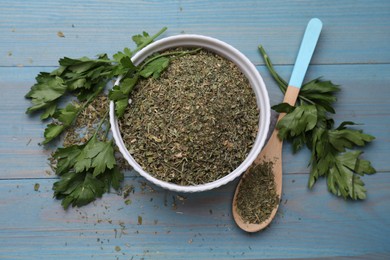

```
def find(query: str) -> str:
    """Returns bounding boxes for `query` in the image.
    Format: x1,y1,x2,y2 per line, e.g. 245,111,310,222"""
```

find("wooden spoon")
232,18,323,232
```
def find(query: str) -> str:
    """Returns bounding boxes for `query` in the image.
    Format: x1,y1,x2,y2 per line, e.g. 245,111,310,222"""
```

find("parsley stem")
73,82,106,137
93,27,169,64
92,108,109,140
259,45,315,105
56,85,102,134
258,45,288,94
81,82,106,111
133,27,168,54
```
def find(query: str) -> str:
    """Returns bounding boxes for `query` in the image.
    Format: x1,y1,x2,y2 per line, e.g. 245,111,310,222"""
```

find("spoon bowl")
232,18,323,232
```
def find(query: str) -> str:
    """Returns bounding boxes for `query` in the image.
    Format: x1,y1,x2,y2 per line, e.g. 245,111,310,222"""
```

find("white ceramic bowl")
109,34,270,192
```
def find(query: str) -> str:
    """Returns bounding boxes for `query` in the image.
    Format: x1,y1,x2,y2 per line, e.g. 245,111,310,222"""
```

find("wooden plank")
1,63,388,179
0,173,389,259
0,1,389,259
1,0,389,66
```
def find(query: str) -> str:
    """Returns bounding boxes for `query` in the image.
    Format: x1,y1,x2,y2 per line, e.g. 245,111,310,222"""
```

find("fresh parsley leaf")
90,140,116,177
100,166,124,191
113,47,132,61
326,151,375,200
260,45,376,200
42,103,80,144
74,136,99,172
119,56,136,70
40,103,58,120
299,78,340,113
132,31,152,47
108,85,127,101
276,104,318,139
271,103,295,114
56,55,114,93
43,124,66,144
53,171,106,209
139,57,170,79
26,27,202,209
53,144,84,175
328,127,375,152
114,98,128,118
72,136,116,176
120,76,139,94
25,73,67,116
52,136,122,209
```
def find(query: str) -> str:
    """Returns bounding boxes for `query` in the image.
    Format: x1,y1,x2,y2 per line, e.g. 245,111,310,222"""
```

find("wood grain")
1,64,388,179
0,173,389,259
1,0,389,66
0,0,389,259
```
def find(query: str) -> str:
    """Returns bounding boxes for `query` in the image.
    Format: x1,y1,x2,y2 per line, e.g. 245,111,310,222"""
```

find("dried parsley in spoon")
235,161,279,224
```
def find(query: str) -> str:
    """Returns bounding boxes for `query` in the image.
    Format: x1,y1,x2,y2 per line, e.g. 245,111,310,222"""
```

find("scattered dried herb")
122,184,135,199
119,49,259,185
259,45,376,200
63,95,109,147
25,27,194,208
235,161,279,224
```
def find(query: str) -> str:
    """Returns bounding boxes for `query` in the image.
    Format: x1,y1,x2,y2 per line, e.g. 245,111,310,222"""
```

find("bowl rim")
109,34,270,192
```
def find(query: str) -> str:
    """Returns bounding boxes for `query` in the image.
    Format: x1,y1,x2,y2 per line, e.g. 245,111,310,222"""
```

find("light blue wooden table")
1,1,389,259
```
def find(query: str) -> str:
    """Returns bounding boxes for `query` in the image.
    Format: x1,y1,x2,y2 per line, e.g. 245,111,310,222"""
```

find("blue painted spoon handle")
281,18,322,107
289,18,323,89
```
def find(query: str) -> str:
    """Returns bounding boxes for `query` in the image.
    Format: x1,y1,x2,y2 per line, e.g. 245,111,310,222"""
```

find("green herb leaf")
72,137,116,176
299,78,340,113
53,144,84,175
327,151,371,200
120,76,139,94
259,45,340,113
113,97,128,118
52,137,121,208
43,124,65,144
91,140,116,177
113,48,132,63
42,103,80,144
108,85,127,100
25,73,67,115
74,136,99,172
99,166,124,192
276,104,318,139
108,75,138,118
26,27,206,209
132,31,152,47
119,56,136,70
139,57,170,79
328,127,375,152
40,103,57,120
260,45,376,200
53,171,105,209
57,55,113,93
271,103,295,114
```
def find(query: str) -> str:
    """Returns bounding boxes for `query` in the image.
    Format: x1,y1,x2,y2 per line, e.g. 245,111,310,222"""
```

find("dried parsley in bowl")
118,48,259,185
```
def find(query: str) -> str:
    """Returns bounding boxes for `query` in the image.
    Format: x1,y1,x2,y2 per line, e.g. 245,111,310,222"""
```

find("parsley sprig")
25,27,199,208
259,45,376,200
52,112,123,209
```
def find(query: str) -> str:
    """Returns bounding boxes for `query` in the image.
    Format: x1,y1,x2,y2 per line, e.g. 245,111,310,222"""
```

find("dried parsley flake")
119,49,259,185
235,161,279,224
